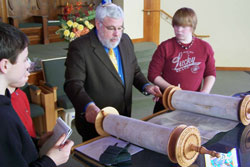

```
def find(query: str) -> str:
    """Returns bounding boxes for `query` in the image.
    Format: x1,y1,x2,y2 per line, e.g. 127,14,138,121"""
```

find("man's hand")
85,103,101,123
145,84,162,102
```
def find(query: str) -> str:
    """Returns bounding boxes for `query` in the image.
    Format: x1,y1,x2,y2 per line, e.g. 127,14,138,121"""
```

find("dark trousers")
75,114,99,142
153,101,165,114
76,108,129,142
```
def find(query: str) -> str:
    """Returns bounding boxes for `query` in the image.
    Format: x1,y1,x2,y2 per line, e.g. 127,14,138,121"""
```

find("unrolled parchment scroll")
147,86,250,144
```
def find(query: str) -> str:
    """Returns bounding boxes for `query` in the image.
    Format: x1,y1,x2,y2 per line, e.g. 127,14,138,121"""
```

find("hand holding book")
39,117,73,156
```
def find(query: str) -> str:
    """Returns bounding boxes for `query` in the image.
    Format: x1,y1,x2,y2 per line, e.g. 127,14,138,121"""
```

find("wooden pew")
5,0,49,44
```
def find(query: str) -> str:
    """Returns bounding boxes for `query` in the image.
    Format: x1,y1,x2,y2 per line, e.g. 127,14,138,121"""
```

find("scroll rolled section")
163,86,250,125
95,107,217,167
95,106,119,136
240,95,250,125
162,86,181,110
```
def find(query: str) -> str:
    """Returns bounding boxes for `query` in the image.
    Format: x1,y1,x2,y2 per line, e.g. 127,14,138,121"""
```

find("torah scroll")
95,107,219,167
147,86,250,144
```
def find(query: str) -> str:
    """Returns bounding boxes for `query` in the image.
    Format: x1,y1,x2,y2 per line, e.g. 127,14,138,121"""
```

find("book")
74,136,143,162
39,117,72,156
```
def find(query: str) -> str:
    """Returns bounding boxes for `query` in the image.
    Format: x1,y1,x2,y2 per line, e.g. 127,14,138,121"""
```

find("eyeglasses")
101,22,124,32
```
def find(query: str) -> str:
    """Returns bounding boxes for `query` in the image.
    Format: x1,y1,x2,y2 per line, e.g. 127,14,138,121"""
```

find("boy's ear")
0,59,10,74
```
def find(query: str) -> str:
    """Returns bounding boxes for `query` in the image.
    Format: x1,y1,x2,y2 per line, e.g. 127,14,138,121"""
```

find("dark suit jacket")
64,29,149,140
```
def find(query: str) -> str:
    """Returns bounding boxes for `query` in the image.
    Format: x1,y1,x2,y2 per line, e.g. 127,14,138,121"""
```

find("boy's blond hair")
172,7,197,32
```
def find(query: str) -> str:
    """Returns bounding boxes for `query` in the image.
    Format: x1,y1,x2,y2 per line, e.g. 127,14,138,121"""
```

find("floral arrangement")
56,1,95,42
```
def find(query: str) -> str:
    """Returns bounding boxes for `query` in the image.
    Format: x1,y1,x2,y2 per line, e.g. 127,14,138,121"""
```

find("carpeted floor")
245,71,250,75
28,41,157,61
28,42,69,61
211,71,250,96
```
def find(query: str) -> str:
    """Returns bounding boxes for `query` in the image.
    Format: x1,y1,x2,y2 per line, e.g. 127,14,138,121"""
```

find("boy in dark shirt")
0,22,74,167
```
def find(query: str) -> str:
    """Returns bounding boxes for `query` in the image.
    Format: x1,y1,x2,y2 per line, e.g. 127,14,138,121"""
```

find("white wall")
160,0,250,67
123,0,144,39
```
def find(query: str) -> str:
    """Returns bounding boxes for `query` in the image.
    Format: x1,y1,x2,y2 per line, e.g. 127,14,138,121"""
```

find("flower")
72,22,78,28
84,20,94,29
77,24,84,31
64,30,70,36
56,2,96,42
70,32,76,38
67,20,73,27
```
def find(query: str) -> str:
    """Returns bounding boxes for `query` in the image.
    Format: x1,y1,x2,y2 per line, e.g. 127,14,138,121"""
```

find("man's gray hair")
95,3,124,22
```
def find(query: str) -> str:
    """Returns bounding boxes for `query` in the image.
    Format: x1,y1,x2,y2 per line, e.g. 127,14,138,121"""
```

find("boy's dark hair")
0,22,29,64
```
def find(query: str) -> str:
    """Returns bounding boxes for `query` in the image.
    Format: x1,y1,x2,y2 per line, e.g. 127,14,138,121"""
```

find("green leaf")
61,20,68,28
87,14,95,21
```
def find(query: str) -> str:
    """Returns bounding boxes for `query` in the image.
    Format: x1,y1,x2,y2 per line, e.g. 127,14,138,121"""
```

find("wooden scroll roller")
162,86,250,125
240,125,250,153
95,107,219,167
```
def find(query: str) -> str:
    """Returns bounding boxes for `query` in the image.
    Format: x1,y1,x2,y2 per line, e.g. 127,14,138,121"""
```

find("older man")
64,2,161,141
